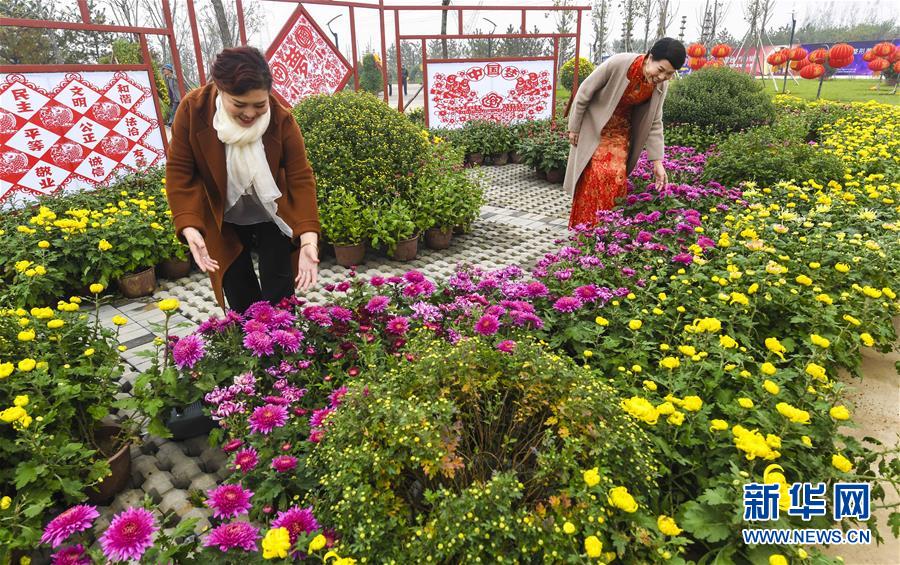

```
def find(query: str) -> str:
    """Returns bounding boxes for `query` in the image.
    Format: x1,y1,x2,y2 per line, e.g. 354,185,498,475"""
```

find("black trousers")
222,222,295,313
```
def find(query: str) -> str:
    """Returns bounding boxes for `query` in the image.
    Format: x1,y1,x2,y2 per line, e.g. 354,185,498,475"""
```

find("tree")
655,0,676,42
640,0,657,52
440,0,451,58
766,7,899,44
100,38,169,107
500,24,550,58
427,38,467,59
591,0,610,62
0,0,112,64
551,0,576,69
618,0,637,52
359,52,383,94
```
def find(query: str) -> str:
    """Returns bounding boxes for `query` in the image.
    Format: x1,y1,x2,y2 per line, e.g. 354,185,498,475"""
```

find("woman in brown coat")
165,47,321,312
564,38,686,228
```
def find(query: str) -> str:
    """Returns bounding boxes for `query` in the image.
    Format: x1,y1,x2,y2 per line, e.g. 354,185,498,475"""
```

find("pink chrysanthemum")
474,315,500,336
244,301,276,323
41,505,99,548
202,521,259,552
385,316,410,335
309,407,334,428
51,544,90,565
232,448,259,473
248,404,288,434
205,483,253,519
271,329,302,353
403,270,425,284
524,281,549,298
99,507,157,563
329,306,353,322
328,386,349,407
308,428,325,443
497,340,517,353
272,455,298,473
172,334,205,369
269,309,296,329
222,438,243,452
271,506,320,546
243,331,274,357
242,319,268,334
574,285,601,303
552,296,583,313
369,276,386,287
365,295,390,314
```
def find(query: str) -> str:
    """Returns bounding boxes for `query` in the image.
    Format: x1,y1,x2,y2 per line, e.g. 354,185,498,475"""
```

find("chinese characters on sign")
266,6,352,107
0,71,164,209
743,482,871,522
426,60,555,129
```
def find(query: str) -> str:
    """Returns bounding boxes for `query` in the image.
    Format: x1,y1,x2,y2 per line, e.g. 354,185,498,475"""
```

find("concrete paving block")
199,446,227,473
132,454,161,482
188,473,218,495
158,489,194,516
180,508,213,535
170,460,204,489
181,434,210,457
155,441,189,470
142,471,175,503
110,488,146,514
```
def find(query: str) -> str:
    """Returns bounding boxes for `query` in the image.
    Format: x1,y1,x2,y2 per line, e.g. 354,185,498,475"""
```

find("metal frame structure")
0,0,185,152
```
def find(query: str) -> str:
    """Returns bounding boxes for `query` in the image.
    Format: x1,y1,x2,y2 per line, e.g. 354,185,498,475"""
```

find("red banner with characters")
0,71,165,209
266,5,353,107
426,59,555,128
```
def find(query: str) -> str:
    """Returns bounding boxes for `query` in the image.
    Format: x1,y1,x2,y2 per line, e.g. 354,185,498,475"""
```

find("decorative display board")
266,5,353,107
426,59,555,128
0,71,164,208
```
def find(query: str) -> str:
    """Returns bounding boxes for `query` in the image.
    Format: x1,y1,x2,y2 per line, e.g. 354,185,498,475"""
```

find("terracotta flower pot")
85,424,132,505
453,225,466,235
334,243,366,267
546,168,565,184
468,153,484,166
425,227,453,250
116,266,156,298
509,151,524,164
536,168,548,180
157,258,191,279
390,236,419,262
491,152,509,166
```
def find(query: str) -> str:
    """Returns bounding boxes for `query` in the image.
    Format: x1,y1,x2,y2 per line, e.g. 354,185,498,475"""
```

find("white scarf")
213,95,292,237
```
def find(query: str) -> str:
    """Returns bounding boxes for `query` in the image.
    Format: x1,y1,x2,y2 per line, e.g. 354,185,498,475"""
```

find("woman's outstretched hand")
652,160,668,189
182,227,219,273
568,131,579,146
295,244,319,291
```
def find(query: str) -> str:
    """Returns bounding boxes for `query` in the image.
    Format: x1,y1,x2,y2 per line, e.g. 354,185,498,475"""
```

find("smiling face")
220,89,270,127
643,56,677,84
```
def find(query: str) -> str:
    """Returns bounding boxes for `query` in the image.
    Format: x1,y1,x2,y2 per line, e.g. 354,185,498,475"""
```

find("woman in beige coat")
564,38,685,228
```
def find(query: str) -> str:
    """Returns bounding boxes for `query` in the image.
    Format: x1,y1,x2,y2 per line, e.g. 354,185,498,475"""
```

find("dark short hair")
648,38,686,70
211,46,272,95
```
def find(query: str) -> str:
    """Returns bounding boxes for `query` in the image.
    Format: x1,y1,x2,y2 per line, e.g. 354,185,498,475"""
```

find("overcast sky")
247,0,899,64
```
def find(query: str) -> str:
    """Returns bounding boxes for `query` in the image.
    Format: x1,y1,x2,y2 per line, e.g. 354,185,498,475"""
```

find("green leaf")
15,462,46,489
680,501,733,543
889,511,900,538
698,486,733,506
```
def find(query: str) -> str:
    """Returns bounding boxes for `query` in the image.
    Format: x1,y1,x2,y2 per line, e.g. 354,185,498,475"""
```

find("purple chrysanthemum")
474,315,500,336
41,505,99,548
369,276,386,287
99,507,157,563
269,309,296,329
202,521,259,552
272,455,298,473
574,285,601,303
497,340,517,353
553,296,583,313
172,334,205,369
385,316,410,335
328,386,349,407
248,404,288,434
222,438,243,452
672,252,694,265
205,483,254,519
242,319,268,334
232,448,259,473
365,295,390,313
244,301,276,323
243,331,274,357
524,281,549,298
51,544,90,565
329,306,353,322
271,329,302,353
271,506,320,546
309,407,334,428
403,270,425,283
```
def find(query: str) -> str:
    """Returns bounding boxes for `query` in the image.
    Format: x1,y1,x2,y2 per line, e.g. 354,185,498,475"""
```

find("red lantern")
808,48,828,64
790,47,808,61
828,56,853,69
688,57,707,71
829,43,853,62
894,61,900,74
706,58,725,68
710,43,732,58
872,42,896,58
862,50,877,62
687,43,706,58
868,58,890,73
799,63,825,80
790,59,810,71
767,51,788,66
890,50,900,63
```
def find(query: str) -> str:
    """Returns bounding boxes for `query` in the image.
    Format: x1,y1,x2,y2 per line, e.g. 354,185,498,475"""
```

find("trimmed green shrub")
306,335,662,562
664,67,775,134
458,120,516,156
560,56,595,91
359,53,384,94
664,123,726,151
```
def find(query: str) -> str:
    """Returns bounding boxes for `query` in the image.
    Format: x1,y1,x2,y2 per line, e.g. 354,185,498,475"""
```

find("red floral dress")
569,55,655,228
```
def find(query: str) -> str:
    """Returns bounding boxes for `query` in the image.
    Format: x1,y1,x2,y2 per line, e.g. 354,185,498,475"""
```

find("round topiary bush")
560,57,595,91
305,335,664,562
663,66,775,134
293,91,429,202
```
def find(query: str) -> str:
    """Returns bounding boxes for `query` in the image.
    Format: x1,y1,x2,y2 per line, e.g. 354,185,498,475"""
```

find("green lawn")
759,77,898,104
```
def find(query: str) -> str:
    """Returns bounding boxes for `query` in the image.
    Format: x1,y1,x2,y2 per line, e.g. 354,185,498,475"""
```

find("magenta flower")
385,316,410,335
202,521,259,552
99,507,157,563
205,483,253,519
41,505,99,547
222,438,243,453
403,270,425,283
271,506,320,546
328,386,349,407
524,281,549,298
309,407,334,428
365,295,390,313
248,404,288,434
51,544,90,565
552,296,583,313
272,455,298,473
574,285,602,303
474,314,500,336
672,252,694,265
329,306,353,322
232,448,259,473
172,334,205,369
242,319,268,334
243,331,274,357
497,340,517,353
271,329,302,353
369,276,386,286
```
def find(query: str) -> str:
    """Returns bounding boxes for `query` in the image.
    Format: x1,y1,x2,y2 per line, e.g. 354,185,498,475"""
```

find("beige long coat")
563,53,669,196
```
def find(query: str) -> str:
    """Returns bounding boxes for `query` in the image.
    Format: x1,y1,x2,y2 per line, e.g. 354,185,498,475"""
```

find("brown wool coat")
563,53,669,197
165,83,321,309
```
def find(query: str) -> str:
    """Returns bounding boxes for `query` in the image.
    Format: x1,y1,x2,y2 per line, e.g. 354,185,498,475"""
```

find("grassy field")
759,77,899,104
